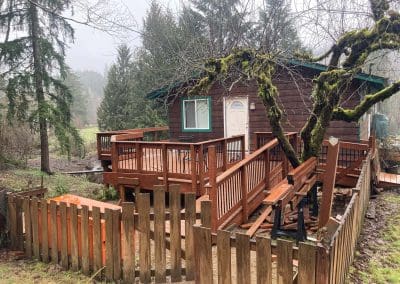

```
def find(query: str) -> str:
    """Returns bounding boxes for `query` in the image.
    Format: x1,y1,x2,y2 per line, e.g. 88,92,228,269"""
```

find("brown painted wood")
49,200,58,264
7,195,16,250
319,139,340,228
236,233,251,284
16,197,24,251
316,245,329,284
70,204,79,271
208,145,218,231
185,193,196,281
112,209,121,280
193,226,213,284
105,208,114,281
256,236,272,284
154,186,166,283
81,205,90,276
169,185,182,282
31,197,40,260
138,193,151,283
122,203,135,283
217,230,231,284
277,239,293,284
23,198,32,258
298,242,316,284
92,206,102,277
201,200,212,228
40,199,49,263
59,202,68,269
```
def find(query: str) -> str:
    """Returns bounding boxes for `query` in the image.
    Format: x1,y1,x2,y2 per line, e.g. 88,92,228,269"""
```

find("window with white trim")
182,97,211,131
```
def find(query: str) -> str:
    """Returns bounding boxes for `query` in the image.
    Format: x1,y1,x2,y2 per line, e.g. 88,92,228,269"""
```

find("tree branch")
332,81,400,122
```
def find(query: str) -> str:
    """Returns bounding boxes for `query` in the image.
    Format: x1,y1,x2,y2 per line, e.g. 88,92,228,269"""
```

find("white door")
224,97,249,151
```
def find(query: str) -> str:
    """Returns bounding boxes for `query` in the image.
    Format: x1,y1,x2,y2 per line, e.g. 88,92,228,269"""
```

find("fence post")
316,245,330,284
7,194,17,250
193,226,213,284
208,145,218,232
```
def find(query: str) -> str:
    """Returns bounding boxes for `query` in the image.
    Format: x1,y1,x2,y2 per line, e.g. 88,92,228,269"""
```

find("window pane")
196,99,209,128
184,101,196,128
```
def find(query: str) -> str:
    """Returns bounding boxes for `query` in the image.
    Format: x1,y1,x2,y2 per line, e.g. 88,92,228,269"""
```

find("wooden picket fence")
7,185,200,282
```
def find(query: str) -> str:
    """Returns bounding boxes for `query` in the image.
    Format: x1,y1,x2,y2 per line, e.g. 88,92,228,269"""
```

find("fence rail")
7,186,198,283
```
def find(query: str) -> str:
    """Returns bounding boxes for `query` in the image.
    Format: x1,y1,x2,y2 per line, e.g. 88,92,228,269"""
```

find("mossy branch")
332,81,400,122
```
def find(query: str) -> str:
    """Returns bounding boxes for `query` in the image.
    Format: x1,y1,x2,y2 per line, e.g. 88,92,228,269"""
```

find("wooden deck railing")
96,126,169,160
111,135,245,194
206,132,298,231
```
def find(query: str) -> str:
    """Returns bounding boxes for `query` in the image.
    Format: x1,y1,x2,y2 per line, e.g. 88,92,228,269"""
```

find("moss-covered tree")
185,0,400,167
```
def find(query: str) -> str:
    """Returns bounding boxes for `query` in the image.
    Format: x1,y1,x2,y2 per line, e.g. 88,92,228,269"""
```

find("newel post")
111,136,118,172
208,145,218,232
162,144,168,190
241,135,246,159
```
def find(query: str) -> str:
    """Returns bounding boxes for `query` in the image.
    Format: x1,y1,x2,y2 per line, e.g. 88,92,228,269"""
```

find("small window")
230,101,245,109
182,97,211,132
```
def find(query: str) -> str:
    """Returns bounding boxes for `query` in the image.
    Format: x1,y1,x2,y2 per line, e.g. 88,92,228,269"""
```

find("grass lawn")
79,126,98,146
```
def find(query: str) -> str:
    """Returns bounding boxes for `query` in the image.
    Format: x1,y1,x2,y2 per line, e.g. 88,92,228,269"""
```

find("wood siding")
168,66,363,148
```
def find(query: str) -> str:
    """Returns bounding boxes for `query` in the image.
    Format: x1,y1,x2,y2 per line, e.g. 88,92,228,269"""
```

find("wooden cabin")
148,60,386,151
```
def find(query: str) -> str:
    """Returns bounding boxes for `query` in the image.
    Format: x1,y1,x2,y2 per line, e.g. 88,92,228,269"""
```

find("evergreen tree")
255,0,303,53
0,0,82,173
64,71,89,128
97,45,135,130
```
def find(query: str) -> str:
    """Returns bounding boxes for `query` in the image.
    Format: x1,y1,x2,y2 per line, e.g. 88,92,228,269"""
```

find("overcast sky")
66,0,182,74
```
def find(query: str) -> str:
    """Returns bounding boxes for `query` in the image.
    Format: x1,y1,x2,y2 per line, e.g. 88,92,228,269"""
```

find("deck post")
136,143,142,173
198,144,205,195
222,139,228,171
111,138,118,172
208,145,218,232
162,144,168,190
190,145,197,193
241,166,248,222
240,135,246,159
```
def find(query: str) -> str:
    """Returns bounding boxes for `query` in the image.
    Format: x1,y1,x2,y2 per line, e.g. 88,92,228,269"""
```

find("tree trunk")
29,3,50,174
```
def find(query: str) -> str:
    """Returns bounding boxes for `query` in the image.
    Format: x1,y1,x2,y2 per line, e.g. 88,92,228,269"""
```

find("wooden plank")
105,208,114,281
31,197,40,260
138,193,151,283
112,209,121,280
16,197,24,251
8,195,17,250
217,230,231,284
92,206,103,278
122,203,135,283
59,202,69,269
49,200,58,264
40,200,49,263
193,226,213,284
256,236,272,284
81,205,90,276
70,204,79,271
277,239,293,284
23,198,32,258
169,185,182,282
236,233,251,284
208,146,218,231
319,138,340,228
185,193,196,281
298,242,316,284
201,200,212,228
154,186,166,283
246,207,273,237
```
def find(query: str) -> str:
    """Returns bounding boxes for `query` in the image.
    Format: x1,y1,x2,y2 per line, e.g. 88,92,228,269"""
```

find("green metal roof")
147,60,387,100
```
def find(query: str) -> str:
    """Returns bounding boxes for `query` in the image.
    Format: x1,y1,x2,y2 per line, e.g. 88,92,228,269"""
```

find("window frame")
181,96,212,132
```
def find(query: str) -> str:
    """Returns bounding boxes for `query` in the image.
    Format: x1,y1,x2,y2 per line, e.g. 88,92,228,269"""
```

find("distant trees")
0,0,82,173
98,0,305,131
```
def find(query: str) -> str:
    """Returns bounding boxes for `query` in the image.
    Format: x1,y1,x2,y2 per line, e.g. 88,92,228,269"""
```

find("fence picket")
105,208,114,281
59,202,68,269
154,186,166,283
70,204,79,271
236,233,251,284
256,236,272,284
112,209,121,280
170,185,182,282
122,203,135,283
16,197,24,251
81,205,90,276
138,193,151,283
40,199,49,263
217,230,231,284
8,194,17,250
277,239,293,284
193,226,213,284
92,206,102,278
184,193,196,281
31,197,40,260
23,198,32,258
298,242,316,284
49,200,58,264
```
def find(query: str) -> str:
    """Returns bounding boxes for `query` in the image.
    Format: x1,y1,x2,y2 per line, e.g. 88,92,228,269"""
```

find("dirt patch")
27,153,100,173
348,190,400,283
